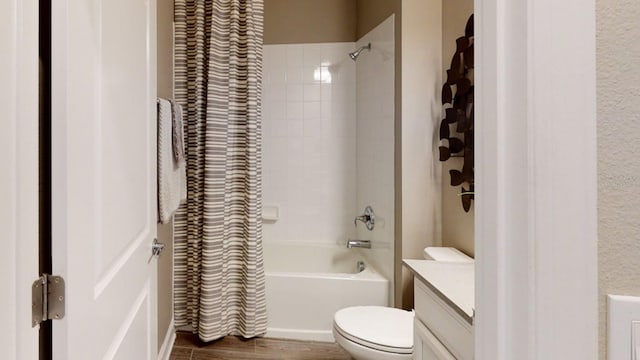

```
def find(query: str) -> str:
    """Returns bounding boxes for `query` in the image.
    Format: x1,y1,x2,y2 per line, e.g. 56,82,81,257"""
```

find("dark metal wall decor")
439,14,474,212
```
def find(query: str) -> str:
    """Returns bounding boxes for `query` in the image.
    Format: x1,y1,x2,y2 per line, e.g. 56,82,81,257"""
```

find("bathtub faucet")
347,239,372,249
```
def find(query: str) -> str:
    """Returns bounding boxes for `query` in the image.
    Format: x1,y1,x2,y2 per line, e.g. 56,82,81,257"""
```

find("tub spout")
347,240,371,249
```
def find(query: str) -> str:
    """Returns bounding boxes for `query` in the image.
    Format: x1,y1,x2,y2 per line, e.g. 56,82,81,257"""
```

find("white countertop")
403,259,475,322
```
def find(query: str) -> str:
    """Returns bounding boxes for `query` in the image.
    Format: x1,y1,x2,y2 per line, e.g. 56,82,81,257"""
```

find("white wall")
474,0,598,356
354,15,396,301
262,43,357,245
597,0,640,357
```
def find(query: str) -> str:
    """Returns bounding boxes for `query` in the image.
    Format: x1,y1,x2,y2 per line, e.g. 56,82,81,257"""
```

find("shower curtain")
173,0,266,342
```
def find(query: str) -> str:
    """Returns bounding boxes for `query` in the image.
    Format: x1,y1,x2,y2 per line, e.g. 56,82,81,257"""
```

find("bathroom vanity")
403,260,474,360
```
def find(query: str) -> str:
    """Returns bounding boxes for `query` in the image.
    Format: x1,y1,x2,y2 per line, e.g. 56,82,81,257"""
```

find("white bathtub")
263,242,389,342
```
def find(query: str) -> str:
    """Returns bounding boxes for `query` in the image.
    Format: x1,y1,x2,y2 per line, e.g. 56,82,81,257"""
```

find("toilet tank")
423,247,473,262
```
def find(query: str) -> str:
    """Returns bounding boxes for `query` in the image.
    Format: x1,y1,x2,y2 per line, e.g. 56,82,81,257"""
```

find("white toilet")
332,247,473,360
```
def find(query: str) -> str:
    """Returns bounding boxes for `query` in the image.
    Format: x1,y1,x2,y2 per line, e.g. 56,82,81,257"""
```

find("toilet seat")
333,306,414,355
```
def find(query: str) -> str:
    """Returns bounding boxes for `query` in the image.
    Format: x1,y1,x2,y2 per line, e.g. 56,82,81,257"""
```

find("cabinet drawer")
414,280,473,360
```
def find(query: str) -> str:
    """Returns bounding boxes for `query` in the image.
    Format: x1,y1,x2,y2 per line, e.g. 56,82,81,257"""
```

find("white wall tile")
286,101,303,120
270,101,285,119
287,119,304,137
270,83,286,101
286,67,304,84
269,46,286,67
270,66,287,84
286,45,304,68
320,81,331,96
303,102,321,120
286,84,303,102
303,117,322,137
302,66,318,84
262,43,356,245
303,84,321,102
303,45,322,67
271,118,288,137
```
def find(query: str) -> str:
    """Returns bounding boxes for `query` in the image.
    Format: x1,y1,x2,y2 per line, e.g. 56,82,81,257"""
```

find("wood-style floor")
170,332,353,360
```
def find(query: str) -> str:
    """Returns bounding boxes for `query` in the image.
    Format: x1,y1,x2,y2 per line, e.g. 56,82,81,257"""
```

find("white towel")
157,98,187,223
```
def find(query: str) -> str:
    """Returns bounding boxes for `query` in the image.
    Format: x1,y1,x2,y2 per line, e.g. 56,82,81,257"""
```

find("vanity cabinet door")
414,319,456,360
414,280,474,359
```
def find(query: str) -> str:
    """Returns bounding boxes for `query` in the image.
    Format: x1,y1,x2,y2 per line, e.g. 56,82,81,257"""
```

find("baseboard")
157,319,176,360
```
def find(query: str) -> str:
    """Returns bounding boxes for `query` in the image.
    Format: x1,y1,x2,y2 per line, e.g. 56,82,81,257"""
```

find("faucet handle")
354,215,368,226
354,206,375,231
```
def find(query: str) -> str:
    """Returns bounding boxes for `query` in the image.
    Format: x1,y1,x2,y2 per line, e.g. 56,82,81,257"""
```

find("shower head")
349,43,371,61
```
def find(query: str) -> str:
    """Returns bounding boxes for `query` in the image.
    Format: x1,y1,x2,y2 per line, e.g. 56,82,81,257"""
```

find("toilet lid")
333,306,414,354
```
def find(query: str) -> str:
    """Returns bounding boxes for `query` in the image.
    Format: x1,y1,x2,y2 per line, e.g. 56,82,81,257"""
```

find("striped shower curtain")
173,0,267,342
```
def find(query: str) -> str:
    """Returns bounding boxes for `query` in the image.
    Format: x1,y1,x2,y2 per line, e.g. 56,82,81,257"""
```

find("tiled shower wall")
262,43,357,245
355,16,395,288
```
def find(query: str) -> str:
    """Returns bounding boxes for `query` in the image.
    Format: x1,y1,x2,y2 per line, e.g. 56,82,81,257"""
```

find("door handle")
152,238,165,257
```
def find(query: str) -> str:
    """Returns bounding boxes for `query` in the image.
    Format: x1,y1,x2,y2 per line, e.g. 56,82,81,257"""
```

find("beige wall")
399,0,442,310
263,0,356,44
597,0,640,357
355,0,398,40
441,0,474,257
157,0,174,351
392,2,403,309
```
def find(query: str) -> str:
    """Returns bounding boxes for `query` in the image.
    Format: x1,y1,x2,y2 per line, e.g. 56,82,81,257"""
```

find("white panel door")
51,0,158,359
0,0,39,359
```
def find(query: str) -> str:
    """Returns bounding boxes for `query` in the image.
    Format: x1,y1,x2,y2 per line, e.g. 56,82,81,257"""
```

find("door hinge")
32,274,65,327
